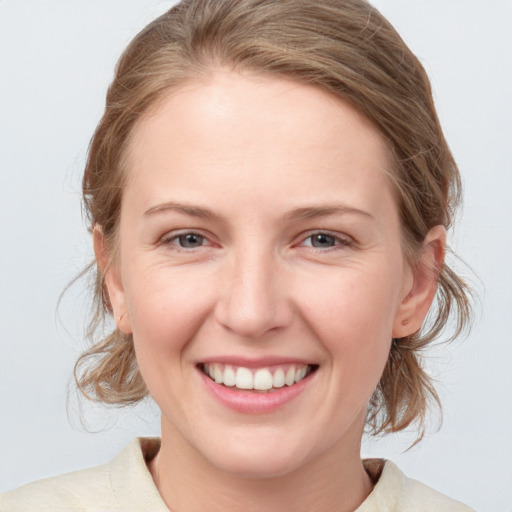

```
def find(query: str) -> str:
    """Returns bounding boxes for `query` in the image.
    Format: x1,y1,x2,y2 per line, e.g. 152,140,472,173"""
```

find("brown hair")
76,0,471,436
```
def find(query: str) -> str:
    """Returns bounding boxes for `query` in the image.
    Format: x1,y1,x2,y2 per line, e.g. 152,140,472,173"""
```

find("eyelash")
298,231,353,251
160,230,353,252
160,231,213,250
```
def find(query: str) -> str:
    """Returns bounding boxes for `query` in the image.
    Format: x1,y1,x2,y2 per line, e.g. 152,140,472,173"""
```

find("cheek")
297,265,400,382
123,267,218,412
123,264,211,368
302,266,400,337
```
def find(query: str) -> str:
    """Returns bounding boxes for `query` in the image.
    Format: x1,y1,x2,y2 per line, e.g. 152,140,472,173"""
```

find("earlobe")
392,225,446,339
93,225,132,335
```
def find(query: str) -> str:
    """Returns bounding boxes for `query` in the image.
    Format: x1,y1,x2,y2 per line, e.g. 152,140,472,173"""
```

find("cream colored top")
0,438,475,512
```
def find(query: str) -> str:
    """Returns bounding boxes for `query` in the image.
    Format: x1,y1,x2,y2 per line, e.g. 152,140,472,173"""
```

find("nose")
214,247,293,339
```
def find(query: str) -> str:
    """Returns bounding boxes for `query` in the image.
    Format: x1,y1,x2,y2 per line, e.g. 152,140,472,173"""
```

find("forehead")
122,70,396,221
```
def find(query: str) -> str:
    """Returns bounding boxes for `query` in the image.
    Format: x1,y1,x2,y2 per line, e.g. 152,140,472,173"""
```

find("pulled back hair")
76,0,471,436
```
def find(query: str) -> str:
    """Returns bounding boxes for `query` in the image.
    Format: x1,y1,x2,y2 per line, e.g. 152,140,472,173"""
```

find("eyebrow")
144,201,374,222
284,205,374,222
144,202,220,220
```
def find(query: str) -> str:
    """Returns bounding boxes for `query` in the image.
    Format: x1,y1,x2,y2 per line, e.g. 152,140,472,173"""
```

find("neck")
150,420,373,512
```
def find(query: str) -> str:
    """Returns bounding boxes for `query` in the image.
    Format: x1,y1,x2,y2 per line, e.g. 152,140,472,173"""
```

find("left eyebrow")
284,204,374,222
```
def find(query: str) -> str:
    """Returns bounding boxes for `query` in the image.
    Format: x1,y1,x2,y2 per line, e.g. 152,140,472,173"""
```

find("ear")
392,225,446,338
93,225,132,335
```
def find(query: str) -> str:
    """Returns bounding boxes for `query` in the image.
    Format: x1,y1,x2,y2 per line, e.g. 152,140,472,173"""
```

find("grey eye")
309,233,337,248
177,233,205,248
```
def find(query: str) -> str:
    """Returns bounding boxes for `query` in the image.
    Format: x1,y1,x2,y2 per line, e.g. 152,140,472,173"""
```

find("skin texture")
96,70,445,512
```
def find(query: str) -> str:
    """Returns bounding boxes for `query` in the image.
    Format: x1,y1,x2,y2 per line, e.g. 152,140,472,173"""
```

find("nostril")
214,298,294,339
213,260,293,338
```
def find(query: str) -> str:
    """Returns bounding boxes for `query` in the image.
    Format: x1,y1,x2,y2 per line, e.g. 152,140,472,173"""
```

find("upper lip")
198,356,316,368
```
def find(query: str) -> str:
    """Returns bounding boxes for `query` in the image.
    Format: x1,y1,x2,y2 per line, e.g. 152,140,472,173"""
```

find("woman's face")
103,71,433,477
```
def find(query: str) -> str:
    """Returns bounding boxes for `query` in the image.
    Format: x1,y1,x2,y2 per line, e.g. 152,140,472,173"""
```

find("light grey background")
1,1,511,510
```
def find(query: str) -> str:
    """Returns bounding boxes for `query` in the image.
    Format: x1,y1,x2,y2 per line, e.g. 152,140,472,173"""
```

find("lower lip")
199,369,314,414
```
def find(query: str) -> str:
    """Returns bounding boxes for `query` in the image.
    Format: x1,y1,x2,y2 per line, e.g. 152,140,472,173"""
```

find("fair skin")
96,70,444,512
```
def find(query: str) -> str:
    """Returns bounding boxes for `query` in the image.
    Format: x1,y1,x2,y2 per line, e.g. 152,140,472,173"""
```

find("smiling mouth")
199,363,318,392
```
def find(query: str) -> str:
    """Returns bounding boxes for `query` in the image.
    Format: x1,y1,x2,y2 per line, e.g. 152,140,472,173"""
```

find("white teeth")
224,365,236,387
273,368,285,388
285,367,295,386
213,365,223,384
294,366,307,383
254,369,273,390
203,363,313,391
235,367,253,389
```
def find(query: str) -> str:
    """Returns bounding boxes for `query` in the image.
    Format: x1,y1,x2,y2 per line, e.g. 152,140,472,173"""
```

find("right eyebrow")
144,201,222,221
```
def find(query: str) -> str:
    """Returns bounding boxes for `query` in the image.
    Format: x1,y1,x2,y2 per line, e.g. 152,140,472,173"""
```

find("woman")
0,0,475,510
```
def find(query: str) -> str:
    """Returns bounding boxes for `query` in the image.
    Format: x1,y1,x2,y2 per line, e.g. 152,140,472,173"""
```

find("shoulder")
0,462,113,512
358,459,476,512
394,464,476,512
0,438,166,512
